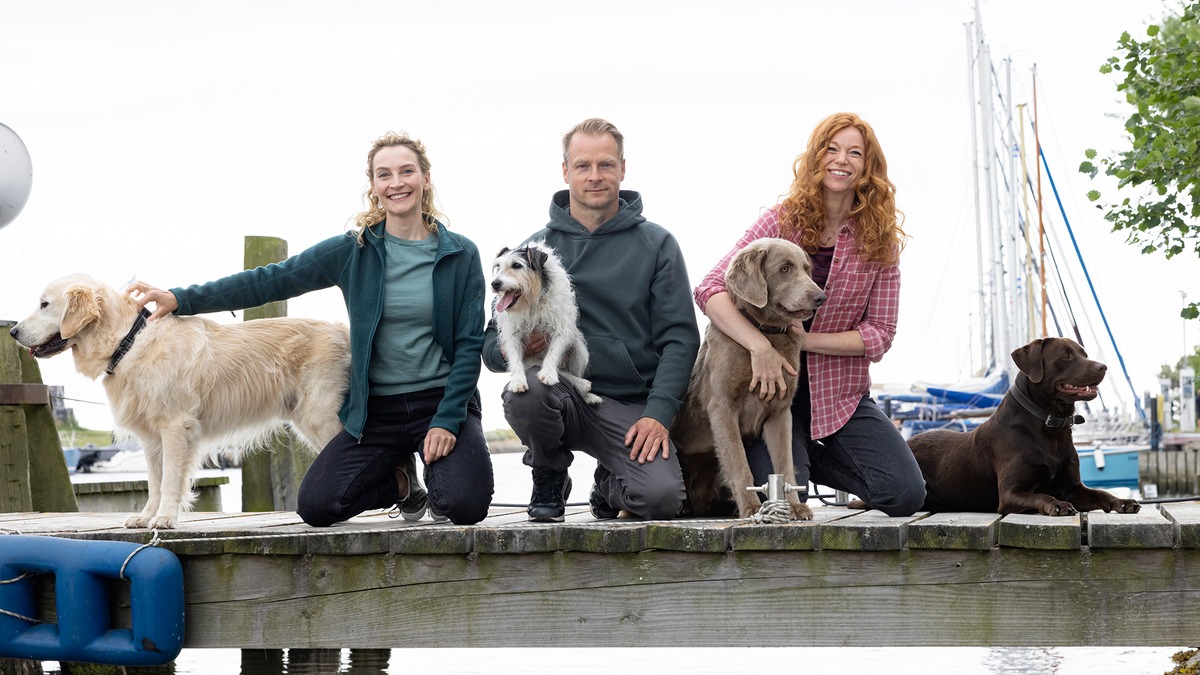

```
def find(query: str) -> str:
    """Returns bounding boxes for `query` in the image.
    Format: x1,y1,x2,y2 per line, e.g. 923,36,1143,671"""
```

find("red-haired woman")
693,112,924,516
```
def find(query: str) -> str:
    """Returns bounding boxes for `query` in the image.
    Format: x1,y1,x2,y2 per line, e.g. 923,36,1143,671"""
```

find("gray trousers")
502,366,685,520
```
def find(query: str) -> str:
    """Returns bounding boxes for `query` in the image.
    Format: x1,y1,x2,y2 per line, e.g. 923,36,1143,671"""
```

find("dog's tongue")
495,291,517,313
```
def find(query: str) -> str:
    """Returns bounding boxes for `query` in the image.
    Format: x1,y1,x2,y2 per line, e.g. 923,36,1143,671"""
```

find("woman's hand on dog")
748,343,798,401
625,417,671,463
126,281,179,321
423,427,457,463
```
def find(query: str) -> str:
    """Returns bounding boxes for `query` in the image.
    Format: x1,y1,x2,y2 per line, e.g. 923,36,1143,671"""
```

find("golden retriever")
9,274,349,529
672,239,826,519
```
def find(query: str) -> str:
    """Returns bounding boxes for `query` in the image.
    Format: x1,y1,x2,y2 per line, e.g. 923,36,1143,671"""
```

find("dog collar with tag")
106,308,152,375
1009,382,1085,428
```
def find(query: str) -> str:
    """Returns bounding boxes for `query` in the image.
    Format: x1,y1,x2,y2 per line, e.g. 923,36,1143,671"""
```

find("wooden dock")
3,503,1199,649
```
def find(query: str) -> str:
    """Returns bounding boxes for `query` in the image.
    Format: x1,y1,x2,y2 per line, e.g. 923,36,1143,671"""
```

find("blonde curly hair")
350,131,444,245
779,112,906,265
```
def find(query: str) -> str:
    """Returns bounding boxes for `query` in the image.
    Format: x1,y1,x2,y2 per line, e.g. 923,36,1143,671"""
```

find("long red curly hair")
779,112,906,265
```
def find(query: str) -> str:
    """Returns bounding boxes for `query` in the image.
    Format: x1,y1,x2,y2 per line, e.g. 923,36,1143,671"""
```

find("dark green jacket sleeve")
172,235,348,315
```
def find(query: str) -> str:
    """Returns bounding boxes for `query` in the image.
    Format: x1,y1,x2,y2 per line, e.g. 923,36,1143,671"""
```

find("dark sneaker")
528,467,572,522
429,503,449,523
388,455,428,521
589,483,619,519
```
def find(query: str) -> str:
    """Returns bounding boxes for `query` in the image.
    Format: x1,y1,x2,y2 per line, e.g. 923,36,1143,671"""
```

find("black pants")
746,395,925,516
297,388,494,526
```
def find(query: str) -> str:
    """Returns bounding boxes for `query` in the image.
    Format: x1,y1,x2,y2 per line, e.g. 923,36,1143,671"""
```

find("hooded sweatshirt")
483,190,700,428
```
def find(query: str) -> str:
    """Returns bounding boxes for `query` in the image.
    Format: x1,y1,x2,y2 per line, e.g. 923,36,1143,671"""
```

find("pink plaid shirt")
693,207,900,439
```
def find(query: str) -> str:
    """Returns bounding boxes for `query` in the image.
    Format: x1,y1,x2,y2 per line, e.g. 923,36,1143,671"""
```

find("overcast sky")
2,0,1194,433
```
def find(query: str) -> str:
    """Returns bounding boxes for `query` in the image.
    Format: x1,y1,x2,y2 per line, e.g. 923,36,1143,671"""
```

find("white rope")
751,499,793,524
119,529,162,580
0,572,42,624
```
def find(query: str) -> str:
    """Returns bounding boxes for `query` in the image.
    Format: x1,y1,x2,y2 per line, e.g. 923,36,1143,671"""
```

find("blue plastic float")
0,535,184,665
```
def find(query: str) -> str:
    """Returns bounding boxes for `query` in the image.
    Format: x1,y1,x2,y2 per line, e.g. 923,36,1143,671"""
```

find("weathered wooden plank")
998,513,1081,549
820,508,923,551
170,547,1200,648
389,526,474,555
557,522,647,553
644,519,736,553
1161,502,1200,548
473,523,561,554
729,507,851,551
908,512,1001,550
0,384,48,405
1087,509,1175,549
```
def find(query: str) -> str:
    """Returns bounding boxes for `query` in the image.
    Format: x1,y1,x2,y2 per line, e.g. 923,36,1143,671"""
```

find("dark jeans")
746,395,925,516
297,388,494,526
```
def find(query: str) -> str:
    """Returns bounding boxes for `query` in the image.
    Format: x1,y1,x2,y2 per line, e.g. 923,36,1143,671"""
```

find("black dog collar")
106,308,152,375
1009,382,1085,428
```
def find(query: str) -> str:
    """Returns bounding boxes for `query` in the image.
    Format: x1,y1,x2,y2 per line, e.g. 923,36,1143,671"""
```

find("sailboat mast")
1016,103,1039,343
1033,66,1048,338
1004,58,1025,352
965,20,987,373
975,1,1009,371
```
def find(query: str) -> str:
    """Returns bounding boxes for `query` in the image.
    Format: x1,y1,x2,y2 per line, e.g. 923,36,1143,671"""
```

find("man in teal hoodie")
483,118,700,522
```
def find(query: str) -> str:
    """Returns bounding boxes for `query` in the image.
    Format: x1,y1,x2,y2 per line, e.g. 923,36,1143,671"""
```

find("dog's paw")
1112,499,1141,514
537,369,560,386
736,495,764,519
123,514,151,529
583,393,602,405
506,379,529,394
1041,500,1078,517
146,514,178,530
790,501,814,521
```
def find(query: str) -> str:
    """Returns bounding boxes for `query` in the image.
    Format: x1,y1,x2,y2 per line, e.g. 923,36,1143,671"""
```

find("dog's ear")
525,247,550,276
1012,339,1046,383
495,247,511,260
725,246,769,308
60,285,102,339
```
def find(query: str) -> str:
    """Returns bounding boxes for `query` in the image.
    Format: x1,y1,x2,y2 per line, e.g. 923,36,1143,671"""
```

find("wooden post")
1,321,34,513
240,236,312,513
1,321,78,514
21,349,78,513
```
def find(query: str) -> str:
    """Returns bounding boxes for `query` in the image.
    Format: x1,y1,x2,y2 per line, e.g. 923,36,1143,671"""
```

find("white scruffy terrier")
490,240,601,405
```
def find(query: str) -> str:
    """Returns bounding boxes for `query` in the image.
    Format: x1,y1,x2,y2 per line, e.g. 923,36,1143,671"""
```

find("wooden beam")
171,547,1199,648
0,384,48,405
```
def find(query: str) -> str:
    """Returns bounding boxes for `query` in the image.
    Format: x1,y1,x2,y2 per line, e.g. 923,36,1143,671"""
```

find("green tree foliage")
1158,344,1200,388
1081,1,1200,319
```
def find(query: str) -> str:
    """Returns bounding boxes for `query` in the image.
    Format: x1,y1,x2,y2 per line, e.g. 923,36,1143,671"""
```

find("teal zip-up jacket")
172,221,485,439
483,190,700,428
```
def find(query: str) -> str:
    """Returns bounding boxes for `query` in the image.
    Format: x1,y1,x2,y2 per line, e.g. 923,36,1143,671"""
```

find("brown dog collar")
1009,382,1085,428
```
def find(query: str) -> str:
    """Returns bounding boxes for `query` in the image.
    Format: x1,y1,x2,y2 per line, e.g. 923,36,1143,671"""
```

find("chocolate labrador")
910,337,1141,516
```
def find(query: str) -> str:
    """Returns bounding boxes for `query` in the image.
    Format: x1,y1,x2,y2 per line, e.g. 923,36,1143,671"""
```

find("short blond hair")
562,118,624,162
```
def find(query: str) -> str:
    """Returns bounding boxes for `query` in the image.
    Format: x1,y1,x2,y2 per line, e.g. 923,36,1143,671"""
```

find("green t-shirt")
368,231,451,396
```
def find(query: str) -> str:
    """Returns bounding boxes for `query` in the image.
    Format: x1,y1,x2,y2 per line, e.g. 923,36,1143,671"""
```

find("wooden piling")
239,236,313,513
